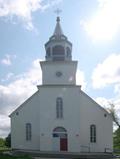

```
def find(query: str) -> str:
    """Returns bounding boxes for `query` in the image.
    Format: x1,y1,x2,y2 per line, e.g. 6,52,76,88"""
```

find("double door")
53,133,67,151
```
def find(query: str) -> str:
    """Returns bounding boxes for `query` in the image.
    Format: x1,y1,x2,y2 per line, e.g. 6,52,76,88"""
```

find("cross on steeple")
54,8,62,16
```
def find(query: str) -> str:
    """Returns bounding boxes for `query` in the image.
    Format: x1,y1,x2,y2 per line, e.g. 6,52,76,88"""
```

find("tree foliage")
108,103,120,128
0,138,5,147
5,133,11,147
114,127,120,149
108,103,120,149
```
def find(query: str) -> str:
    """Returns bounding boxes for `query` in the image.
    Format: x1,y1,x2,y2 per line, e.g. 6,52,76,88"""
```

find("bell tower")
40,16,78,85
45,16,72,61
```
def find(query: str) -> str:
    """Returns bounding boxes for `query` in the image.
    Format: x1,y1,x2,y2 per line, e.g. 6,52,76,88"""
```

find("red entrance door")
60,138,68,151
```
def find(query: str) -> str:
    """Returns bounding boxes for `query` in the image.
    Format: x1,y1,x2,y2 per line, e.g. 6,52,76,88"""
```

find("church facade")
10,16,113,153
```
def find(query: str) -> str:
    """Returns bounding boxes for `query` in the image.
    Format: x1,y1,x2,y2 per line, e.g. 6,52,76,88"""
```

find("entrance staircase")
13,150,114,159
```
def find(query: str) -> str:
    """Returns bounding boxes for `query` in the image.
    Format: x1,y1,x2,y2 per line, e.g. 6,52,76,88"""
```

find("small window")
104,114,107,117
46,47,51,57
26,123,32,141
56,97,63,119
16,112,19,116
66,47,71,57
53,45,65,61
90,125,96,143
53,45,65,55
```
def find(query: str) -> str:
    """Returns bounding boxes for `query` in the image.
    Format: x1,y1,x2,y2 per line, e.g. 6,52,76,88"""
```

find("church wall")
40,61,77,85
38,85,112,152
79,91,113,152
11,92,40,150
38,86,82,152
11,85,113,152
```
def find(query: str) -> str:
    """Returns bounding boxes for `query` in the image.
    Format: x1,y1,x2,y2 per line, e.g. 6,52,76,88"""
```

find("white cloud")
114,82,120,96
92,52,120,128
81,0,120,41
76,69,86,90
0,115,10,138
0,58,42,137
1,54,11,66
92,54,120,89
95,96,120,130
95,96,111,108
0,0,62,30
95,96,120,115
1,73,14,82
1,54,16,66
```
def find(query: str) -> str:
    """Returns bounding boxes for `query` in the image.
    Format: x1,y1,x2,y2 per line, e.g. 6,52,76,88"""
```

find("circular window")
16,112,19,116
56,71,62,77
104,114,107,117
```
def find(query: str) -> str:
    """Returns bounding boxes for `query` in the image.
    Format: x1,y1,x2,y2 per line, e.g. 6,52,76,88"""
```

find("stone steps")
13,150,114,159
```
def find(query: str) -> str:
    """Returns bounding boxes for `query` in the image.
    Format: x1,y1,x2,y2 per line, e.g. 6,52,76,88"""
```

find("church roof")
53,16,63,36
9,85,112,119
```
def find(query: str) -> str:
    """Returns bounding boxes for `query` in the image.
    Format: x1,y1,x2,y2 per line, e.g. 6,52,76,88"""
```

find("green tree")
5,133,11,147
108,103,120,150
0,138,5,147
108,103,120,128
114,128,120,149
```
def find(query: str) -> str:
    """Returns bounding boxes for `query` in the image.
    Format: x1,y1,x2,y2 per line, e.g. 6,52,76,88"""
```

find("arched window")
66,47,71,57
53,45,65,61
53,45,65,55
90,125,96,143
53,127,67,133
53,127,67,138
26,123,32,141
56,97,63,119
46,47,51,57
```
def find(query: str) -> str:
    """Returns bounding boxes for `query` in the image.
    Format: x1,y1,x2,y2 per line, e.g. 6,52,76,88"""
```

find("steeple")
53,16,63,37
45,16,72,61
41,16,78,86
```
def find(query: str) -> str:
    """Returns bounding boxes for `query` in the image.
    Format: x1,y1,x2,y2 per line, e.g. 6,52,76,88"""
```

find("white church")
10,16,113,153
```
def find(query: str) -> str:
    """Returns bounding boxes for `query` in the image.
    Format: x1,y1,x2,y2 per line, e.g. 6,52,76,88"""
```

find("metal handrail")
80,145,90,152
104,147,113,153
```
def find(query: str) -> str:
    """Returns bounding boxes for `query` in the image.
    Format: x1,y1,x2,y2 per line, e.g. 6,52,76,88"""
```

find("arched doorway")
52,127,68,151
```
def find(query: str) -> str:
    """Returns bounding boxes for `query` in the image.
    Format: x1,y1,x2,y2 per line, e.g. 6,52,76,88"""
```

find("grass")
0,153,33,159
0,147,11,152
0,147,33,159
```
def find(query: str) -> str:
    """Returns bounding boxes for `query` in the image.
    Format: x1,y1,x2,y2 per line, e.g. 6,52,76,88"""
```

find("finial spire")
53,9,63,36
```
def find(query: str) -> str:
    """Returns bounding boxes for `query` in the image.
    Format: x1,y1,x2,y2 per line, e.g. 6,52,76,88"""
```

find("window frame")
66,47,71,57
26,123,32,141
56,97,63,119
90,124,96,143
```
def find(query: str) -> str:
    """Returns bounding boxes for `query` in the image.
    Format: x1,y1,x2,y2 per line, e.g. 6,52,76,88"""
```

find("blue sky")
0,0,120,137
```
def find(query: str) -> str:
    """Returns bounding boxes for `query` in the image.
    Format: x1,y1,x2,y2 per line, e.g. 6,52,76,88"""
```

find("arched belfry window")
46,47,51,57
66,47,71,57
90,125,96,143
26,123,32,141
53,45,65,55
56,97,63,119
52,45,65,61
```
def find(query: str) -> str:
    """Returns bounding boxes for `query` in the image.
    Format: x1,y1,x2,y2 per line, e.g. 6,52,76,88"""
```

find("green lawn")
0,147,11,152
0,153,33,159
0,147,33,159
